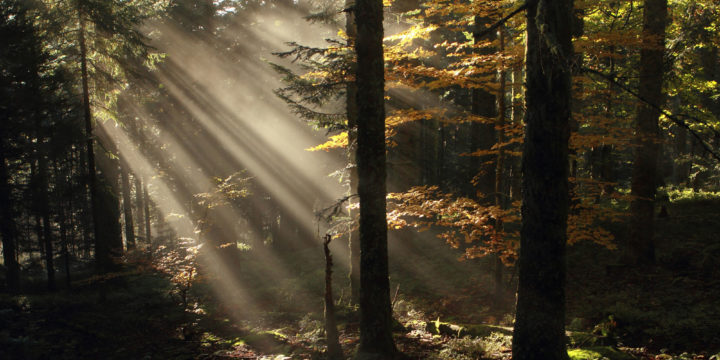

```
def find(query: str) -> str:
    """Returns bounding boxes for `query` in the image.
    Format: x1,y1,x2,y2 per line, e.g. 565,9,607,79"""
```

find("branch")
314,194,359,223
474,1,532,40
583,67,720,163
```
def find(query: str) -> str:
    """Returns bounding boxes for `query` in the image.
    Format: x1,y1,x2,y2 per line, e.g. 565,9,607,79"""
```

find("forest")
1,0,719,359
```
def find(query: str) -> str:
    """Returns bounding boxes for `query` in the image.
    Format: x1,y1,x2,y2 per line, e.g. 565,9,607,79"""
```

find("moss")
568,346,636,360
567,331,614,347
425,320,513,338
243,330,289,353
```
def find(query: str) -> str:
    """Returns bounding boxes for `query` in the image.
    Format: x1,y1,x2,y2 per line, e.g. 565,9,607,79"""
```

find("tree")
512,0,573,359
120,159,136,249
354,0,398,358
0,146,20,292
628,0,668,266
345,0,361,307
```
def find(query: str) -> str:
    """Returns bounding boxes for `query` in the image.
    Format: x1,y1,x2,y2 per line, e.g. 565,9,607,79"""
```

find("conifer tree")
628,0,668,266
512,0,573,359
354,0,398,358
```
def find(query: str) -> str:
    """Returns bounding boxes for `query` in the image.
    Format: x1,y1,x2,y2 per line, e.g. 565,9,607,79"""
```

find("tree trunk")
134,176,145,243
0,154,20,292
120,159,136,249
143,179,152,246
98,136,124,258
346,0,360,306
354,0,398,357
471,16,498,201
628,0,667,266
33,107,55,290
59,197,72,288
38,158,56,291
323,235,344,360
79,14,111,272
509,66,523,201
493,28,507,306
512,0,573,359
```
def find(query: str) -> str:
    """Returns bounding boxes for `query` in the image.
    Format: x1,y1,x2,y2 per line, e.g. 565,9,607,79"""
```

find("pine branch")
584,67,720,163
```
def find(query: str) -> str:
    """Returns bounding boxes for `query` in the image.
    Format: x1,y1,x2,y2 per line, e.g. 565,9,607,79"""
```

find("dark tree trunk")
134,176,145,243
509,66,523,201
79,14,111,272
96,169,123,263
59,198,72,288
143,180,152,246
471,16,498,201
0,154,20,292
493,28,507,306
98,136,124,258
354,0,398,358
38,159,55,291
323,235,344,360
120,159,136,249
33,108,55,290
346,0,360,305
628,0,667,266
512,0,573,359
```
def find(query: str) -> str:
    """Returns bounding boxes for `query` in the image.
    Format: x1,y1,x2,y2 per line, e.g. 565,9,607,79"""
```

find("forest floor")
1,196,720,360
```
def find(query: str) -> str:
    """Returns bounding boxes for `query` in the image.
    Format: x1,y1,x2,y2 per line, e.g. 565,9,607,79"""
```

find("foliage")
153,240,202,311
388,186,519,263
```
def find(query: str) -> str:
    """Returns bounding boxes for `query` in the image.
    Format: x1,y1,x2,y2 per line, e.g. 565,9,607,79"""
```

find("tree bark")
354,0,398,357
134,175,145,243
628,0,667,266
509,66,523,201
346,0,360,306
471,16,498,201
323,235,344,360
38,157,56,291
512,0,573,359
493,28,507,306
0,154,20,292
120,159,136,249
143,179,152,246
79,14,111,272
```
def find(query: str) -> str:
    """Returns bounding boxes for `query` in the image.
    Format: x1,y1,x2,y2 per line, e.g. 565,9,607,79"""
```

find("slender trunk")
493,28,506,306
346,0,360,305
39,160,55,291
101,141,124,257
323,235,344,360
143,180,152,246
628,0,667,266
52,159,72,288
354,0,398,357
79,14,110,272
0,154,20,292
120,159,136,249
134,175,145,243
569,6,584,208
34,113,55,290
471,16,498,201
510,66,523,201
60,203,72,288
512,0,573,359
